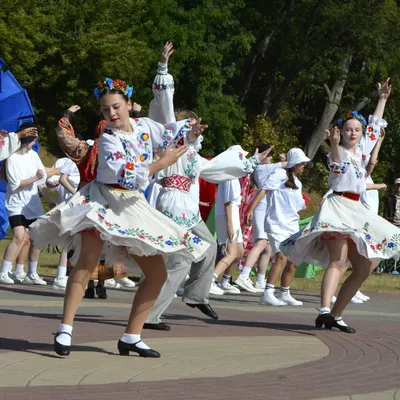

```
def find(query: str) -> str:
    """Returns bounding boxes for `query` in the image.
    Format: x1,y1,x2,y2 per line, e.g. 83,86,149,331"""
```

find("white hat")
286,148,310,169
395,178,400,185
227,145,248,156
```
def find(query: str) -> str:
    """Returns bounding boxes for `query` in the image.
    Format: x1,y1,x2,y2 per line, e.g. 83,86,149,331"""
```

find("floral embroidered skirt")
280,193,400,268
29,182,209,270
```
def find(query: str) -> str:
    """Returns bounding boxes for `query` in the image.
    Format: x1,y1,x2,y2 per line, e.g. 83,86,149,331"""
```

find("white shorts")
216,208,243,245
252,209,268,241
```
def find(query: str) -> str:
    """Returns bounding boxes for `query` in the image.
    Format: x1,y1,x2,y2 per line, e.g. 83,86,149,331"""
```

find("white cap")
227,145,248,156
395,178,400,185
286,148,311,169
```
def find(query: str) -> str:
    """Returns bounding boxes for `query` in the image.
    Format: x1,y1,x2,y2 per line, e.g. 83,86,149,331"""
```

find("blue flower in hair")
94,87,101,100
105,77,113,86
127,86,134,98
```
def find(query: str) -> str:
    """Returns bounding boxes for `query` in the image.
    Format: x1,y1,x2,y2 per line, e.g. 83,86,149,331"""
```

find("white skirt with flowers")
280,193,400,268
29,182,209,269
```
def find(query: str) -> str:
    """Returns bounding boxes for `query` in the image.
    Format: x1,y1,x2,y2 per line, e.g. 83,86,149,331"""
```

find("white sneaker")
350,296,364,304
23,273,47,285
331,295,337,303
10,272,26,283
104,278,122,289
355,291,370,301
279,290,303,306
218,281,241,294
53,277,68,290
234,275,257,293
0,272,14,285
209,281,225,295
176,287,184,297
254,281,266,293
260,288,285,306
116,277,136,289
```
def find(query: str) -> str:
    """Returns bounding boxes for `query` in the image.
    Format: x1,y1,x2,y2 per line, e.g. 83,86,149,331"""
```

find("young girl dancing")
29,78,209,358
249,148,309,306
281,79,399,332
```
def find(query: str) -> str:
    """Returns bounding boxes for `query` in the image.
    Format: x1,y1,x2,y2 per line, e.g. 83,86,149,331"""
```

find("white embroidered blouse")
327,115,387,194
97,117,193,191
156,145,260,229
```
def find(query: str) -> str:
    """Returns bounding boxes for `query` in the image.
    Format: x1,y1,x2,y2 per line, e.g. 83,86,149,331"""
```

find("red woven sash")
164,174,192,192
333,191,360,201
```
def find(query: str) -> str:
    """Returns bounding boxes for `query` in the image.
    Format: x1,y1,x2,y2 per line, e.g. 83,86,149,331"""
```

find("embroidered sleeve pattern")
57,117,89,163
0,131,20,161
117,156,149,191
327,160,351,175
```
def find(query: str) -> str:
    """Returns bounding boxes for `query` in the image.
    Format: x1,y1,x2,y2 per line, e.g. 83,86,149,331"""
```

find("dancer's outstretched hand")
188,122,208,143
67,105,81,113
160,142,188,167
255,145,274,164
17,126,38,139
377,77,391,100
160,42,174,64
326,127,340,146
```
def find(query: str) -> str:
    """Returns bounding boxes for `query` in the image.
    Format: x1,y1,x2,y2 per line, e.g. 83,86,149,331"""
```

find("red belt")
333,191,360,201
164,174,192,192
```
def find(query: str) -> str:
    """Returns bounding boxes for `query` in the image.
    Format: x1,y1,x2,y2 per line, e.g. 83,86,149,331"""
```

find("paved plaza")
0,280,400,399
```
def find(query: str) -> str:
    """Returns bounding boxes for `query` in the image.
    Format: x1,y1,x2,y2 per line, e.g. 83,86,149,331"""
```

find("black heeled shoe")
315,313,356,333
143,323,171,331
84,287,95,299
315,313,334,329
54,332,71,356
96,284,108,299
331,318,356,333
117,340,161,358
186,303,219,319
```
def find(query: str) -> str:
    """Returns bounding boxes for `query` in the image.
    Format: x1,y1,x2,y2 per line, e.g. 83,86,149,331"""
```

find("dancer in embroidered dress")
247,148,309,306
235,144,287,293
142,44,273,329
0,127,55,286
281,79,399,332
29,78,209,357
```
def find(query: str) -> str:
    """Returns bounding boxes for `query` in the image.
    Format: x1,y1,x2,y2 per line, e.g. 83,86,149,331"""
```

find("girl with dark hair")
250,148,309,306
236,144,287,293
29,78,209,358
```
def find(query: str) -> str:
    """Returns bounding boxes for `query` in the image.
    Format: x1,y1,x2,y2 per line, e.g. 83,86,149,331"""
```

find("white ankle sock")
221,274,231,285
256,273,265,285
121,334,150,349
240,266,252,280
280,286,290,293
265,283,275,290
56,324,73,346
56,266,67,280
1,260,13,274
28,261,38,275
334,316,348,326
15,264,25,274
319,307,331,314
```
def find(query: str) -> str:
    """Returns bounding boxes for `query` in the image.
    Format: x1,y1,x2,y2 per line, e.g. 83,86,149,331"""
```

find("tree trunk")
305,49,353,159
240,33,274,105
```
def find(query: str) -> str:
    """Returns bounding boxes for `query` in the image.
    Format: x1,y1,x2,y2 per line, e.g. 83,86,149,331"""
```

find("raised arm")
148,42,176,124
327,126,341,163
56,105,90,163
0,126,38,161
372,77,391,119
366,128,386,176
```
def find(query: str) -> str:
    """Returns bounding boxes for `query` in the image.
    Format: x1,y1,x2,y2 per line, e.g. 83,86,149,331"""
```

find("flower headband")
337,111,367,128
94,78,134,100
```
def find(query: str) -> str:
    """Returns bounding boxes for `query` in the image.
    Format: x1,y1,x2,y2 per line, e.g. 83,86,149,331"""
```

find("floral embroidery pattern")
241,155,259,174
96,206,202,253
106,150,125,161
350,158,363,179
153,83,175,91
0,130,8,149
184,151,198,180
163,210,202,229
328,161,350,175
362,222,400,256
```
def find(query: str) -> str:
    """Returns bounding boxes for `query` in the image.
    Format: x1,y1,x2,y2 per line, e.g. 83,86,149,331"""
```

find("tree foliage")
2,0,400,194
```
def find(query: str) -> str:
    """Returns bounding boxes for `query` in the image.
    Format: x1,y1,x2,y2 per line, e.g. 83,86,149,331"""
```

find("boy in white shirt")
0,126,55,285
